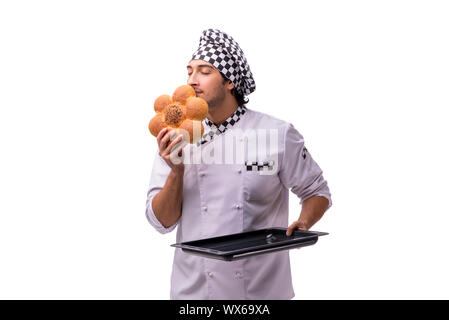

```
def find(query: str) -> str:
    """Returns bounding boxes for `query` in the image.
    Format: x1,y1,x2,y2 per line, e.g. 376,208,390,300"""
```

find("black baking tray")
171,228,328,261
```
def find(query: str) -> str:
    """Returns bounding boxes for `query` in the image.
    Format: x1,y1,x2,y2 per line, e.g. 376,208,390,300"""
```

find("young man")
146,29,332,299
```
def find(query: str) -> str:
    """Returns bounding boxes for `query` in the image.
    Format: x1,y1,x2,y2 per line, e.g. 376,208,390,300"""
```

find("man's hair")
221,75,249,107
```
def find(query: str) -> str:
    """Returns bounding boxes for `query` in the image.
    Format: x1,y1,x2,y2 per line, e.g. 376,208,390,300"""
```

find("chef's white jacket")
145,107,332,300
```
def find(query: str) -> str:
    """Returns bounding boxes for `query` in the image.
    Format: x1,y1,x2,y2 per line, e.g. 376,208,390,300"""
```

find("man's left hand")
286,220,309,236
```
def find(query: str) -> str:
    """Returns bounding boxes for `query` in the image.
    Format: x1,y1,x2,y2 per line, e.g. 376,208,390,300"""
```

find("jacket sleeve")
145,152,179,234
278,123,332,209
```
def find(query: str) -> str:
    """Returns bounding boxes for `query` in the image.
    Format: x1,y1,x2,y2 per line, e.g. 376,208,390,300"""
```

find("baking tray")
171,228,328,261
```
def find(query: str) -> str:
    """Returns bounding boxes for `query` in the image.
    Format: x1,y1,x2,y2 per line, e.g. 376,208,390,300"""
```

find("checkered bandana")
191,29,256,97
196,105,247,146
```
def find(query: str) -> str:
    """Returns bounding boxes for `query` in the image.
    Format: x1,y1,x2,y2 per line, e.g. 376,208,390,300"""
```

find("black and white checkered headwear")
191,29,256,97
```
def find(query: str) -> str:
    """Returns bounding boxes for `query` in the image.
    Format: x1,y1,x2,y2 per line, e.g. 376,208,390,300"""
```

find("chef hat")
191,29,256,97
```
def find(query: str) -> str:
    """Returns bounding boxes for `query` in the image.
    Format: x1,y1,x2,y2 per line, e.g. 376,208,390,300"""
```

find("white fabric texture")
145,108,332,300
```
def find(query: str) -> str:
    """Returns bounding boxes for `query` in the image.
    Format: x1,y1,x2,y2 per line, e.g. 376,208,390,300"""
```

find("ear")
227,80,234,91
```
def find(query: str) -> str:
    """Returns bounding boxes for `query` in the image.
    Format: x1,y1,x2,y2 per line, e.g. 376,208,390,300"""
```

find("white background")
1,0,448,299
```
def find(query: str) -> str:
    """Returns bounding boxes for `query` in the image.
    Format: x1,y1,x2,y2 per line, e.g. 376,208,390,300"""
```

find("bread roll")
148,85,208,144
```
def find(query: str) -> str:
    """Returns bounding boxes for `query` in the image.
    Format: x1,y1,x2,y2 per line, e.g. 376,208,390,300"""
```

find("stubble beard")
204,85,227,110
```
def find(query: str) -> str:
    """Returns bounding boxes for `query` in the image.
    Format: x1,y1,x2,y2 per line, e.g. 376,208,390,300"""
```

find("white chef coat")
145,107,332,300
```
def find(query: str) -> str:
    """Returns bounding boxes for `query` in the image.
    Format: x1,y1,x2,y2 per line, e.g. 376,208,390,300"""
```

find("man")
146,29,332,299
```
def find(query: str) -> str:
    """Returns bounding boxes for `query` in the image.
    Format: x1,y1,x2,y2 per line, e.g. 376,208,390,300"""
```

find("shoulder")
243,107,304,140
243,107,306,150
243,107,292,131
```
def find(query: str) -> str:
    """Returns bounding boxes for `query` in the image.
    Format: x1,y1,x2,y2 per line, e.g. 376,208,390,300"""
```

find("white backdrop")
1,0,448,299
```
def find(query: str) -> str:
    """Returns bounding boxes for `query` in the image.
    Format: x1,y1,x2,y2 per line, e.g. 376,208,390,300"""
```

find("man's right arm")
147,127,188,230
151,169,184,228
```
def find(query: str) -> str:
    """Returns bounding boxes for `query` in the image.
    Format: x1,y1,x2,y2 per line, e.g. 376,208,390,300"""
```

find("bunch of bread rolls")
148,85,208,144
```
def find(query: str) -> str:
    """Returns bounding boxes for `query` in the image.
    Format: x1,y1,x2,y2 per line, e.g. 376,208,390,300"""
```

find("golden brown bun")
172,85,196,105
154,95,172,113
148,113,166,137
177,119,205,144
185,97,208,120
148,85,208,144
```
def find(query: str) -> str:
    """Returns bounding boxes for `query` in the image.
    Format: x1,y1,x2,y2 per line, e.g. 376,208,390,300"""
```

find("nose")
187,72,199,87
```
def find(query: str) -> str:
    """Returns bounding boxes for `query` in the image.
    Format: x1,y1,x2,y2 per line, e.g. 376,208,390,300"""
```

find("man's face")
187,60,234,108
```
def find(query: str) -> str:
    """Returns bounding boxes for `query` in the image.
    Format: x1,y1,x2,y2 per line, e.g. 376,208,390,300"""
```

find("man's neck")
207,95,239,125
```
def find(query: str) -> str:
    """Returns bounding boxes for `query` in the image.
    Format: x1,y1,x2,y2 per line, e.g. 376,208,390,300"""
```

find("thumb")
286,222,297,237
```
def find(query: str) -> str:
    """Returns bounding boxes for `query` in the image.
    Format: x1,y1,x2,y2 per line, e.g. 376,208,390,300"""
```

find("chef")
145,29,332,299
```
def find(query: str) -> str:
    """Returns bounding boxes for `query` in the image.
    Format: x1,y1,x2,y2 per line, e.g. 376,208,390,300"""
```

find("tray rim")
180,239,319,261
171,227,328,257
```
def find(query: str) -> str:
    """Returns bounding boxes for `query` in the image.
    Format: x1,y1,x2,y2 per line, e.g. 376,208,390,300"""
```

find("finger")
174,140,188,157
168,138,188,165
156,127,168,144
157,129,171,151
163,135,183,156
160,129,176,151
286,222,297,236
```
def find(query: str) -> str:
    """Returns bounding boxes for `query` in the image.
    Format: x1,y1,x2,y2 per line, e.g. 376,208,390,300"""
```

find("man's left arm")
278,124,332,236
286,195,329,235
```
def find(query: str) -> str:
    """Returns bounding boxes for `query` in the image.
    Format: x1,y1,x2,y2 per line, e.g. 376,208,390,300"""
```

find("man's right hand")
157,128,188,174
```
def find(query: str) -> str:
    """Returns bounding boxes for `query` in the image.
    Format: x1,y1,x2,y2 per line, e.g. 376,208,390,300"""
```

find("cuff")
145,196,178,234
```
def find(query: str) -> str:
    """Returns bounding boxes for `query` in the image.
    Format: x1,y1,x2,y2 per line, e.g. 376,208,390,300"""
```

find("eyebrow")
186,64,215,70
